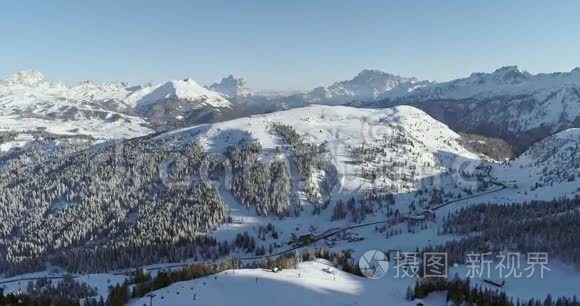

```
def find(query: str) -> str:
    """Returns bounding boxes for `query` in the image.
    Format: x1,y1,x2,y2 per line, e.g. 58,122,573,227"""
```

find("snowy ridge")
205,69,432,124
128,261,420,306
129,79,231,109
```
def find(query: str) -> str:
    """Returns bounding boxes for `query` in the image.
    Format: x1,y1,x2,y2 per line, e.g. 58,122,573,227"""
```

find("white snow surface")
165,104,476,157
0,70,229,112
128,261,419,306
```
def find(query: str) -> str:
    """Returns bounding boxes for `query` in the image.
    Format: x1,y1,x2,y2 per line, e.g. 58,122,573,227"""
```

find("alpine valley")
1,67,580,306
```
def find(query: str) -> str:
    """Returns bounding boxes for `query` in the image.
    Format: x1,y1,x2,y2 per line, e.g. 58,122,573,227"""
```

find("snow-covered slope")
374,66,580,150
128,261,420,306
168,104,474,160
163,104,492,210
0,105,496,275
0,71,141,113
494,128,580,199
207,75,253,98
0,70,69,111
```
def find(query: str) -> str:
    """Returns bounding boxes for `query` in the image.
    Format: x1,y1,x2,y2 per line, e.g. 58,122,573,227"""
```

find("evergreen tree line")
430,197,580,266
0,135,229,275
408,276,580,306
0,274,98,306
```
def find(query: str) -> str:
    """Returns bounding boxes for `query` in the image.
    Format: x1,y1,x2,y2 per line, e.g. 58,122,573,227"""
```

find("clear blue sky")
2,0,580,91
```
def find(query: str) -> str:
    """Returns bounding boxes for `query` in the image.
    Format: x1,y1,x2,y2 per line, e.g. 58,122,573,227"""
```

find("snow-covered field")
128,261,418,306
0,272,127,301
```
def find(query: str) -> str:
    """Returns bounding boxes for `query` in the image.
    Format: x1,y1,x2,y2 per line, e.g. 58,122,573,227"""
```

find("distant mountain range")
304,69,429,105
2,66,579,150
216,67,580,151
371,66,580,150
0,71,232,137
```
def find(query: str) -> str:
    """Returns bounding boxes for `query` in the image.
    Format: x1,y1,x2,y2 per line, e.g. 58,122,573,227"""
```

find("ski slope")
128,261,420,306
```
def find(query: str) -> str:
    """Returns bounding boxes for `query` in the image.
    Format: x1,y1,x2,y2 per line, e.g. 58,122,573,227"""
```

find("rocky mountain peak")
208,75,252,98
2,70,47,86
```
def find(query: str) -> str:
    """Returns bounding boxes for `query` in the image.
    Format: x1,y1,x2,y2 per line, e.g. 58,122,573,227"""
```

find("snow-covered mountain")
207,75,253,98
305,69,430,105
0,104,499,275
373,66,580,150
127,78,233,130
127,260,422,306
